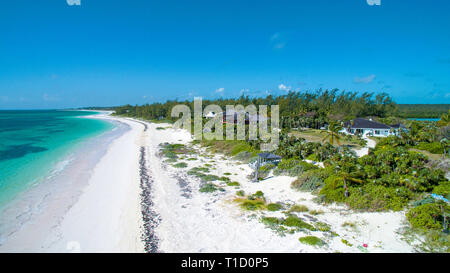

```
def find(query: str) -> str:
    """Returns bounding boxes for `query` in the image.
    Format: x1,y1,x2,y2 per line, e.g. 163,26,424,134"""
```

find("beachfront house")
222,109,267,124
341,118,393,137
205,111,217,118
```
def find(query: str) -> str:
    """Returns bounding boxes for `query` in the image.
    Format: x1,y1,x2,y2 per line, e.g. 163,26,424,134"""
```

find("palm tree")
437,110,450,127
441,138,449,157
340,172,364,197
322,122,342,145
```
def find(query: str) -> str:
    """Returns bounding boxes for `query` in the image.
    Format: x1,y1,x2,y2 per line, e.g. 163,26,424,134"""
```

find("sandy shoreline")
45,114,146,252
0,113,417,252
0,113,145,253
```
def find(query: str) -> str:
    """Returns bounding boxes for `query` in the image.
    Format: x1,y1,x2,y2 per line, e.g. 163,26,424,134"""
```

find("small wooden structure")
254,153,282,182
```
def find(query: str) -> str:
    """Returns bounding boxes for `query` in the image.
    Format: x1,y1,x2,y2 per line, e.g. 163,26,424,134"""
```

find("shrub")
288,204,309,213
267,203,283,211
274,159,317,177
406,203,444,230
415,142,444,154
173,162,187,168
314,222,331,232
282,215,316,231
219,176,231,182
223,172,232,175
236,190,245,196
233,151,254,162
346,184,409,211
309,209,324,215
318,175,346,203
199,183,222,193
298,236,327,247
342,222,356,228
432,181,450,200
165,158,177,163
261,217,281,226
227,181,240,187
291,169,327,192
257,163,276,180
231,142,256,156
341,239,353,247
240,199,266,211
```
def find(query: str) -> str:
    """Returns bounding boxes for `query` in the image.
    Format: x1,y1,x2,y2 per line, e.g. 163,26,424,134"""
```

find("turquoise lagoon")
0,110,113,206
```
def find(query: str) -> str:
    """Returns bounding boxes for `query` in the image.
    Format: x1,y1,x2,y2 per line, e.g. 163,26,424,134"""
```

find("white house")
204,111,217,118
340,118,393,137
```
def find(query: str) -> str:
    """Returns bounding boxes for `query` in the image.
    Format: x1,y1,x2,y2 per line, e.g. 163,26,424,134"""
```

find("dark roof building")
344,118,391,129
258,153,282,160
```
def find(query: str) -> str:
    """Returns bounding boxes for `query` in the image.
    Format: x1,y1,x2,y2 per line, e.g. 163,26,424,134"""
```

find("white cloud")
354,74,376,84
215,87,225,93
67,0,81,6
43,93,59,102
278,84,291,92
270,32,287,50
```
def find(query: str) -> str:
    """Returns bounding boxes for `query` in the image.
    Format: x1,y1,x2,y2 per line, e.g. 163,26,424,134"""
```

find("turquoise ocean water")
407,118,440,121
0,110,113,206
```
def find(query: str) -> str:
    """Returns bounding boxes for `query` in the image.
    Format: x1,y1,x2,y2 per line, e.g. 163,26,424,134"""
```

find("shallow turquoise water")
407,118,440,121
0,110,113,205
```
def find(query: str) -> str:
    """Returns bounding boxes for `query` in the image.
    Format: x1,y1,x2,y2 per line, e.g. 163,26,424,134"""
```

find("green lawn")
289,129,362,148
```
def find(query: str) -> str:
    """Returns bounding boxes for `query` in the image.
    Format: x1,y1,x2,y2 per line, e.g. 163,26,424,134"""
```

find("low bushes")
288,204,309,213
282,215,316,231
298,236,327,247
406,203,446,230
267,203,283,211
257,163,275,180
274,159,317,177
415,142,444,154
291,168,329,192
173,162,187,168
199,183,224,193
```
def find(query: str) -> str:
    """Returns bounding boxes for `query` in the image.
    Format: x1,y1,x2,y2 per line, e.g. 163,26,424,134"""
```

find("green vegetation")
298,236,327,247
309,209,324,215
397,104,449,118
407,203,444,230
239,199,266,211
322,122,342,145
226,181,240,187
236,190,245,196
159,143,192,159
342,222,357,229
341,239,353,247
288,204,309,213
199,183,224,193
282,215,316,231
291,168,330,192
314,222,331,232
267,203,283,211
114,92,449,251
274,158,317,177
257,163,275,180
173,162,187,168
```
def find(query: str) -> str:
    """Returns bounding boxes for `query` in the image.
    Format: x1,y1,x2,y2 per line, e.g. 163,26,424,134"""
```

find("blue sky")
0,0,449,109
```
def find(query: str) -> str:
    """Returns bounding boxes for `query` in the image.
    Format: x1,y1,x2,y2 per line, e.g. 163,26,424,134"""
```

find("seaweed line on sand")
139,146,161,253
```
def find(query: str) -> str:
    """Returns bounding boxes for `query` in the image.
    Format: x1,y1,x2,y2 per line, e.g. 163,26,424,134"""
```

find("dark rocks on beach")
139,146,160,253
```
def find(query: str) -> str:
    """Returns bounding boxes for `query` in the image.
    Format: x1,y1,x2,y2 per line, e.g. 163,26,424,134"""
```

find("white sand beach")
138,119,415,253
0,113,417,253
0,113,145,253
